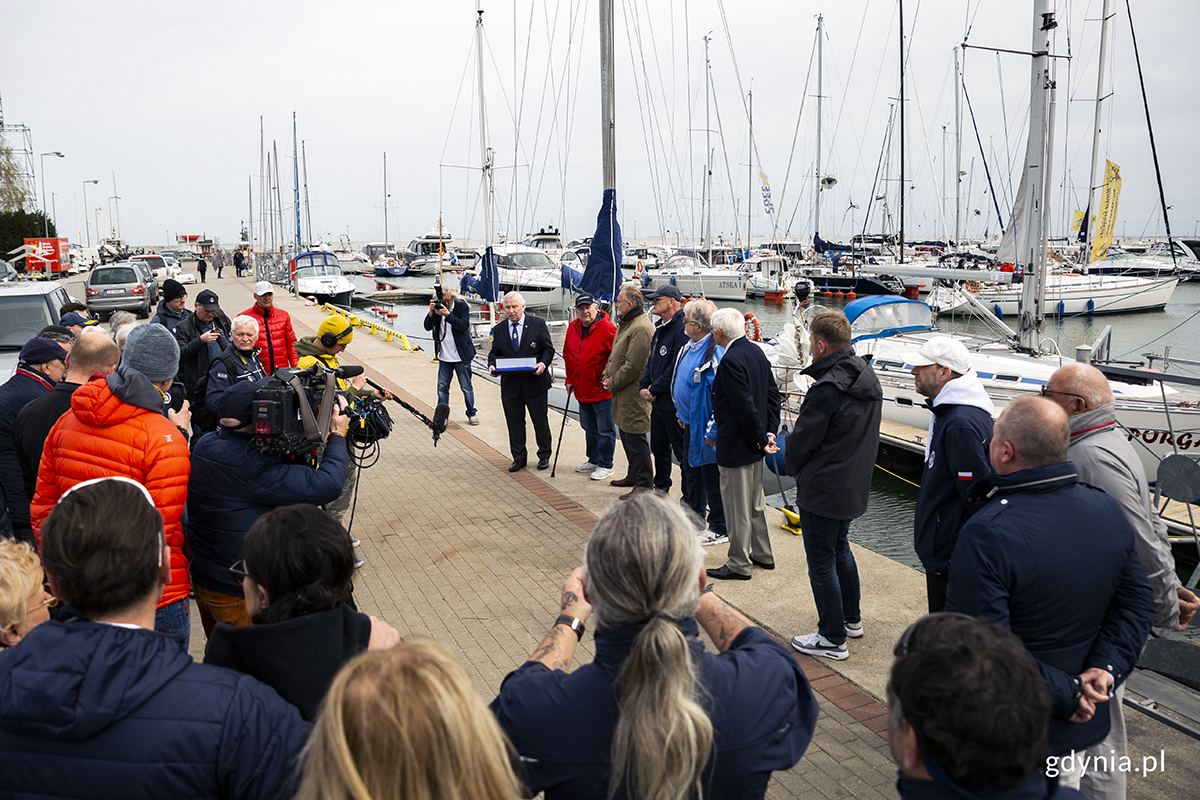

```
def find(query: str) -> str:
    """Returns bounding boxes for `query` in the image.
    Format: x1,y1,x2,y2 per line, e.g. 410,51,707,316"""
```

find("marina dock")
167,273,1197,799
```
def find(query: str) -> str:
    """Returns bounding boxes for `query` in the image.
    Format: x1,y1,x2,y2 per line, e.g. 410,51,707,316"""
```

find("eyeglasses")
894,612,977,657
1039,386,1086,401
32,595,59,612
228,559,249,582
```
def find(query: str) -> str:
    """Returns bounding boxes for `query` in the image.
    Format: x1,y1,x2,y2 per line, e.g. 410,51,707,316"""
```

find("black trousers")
502,391,552,464
619,428,654,488
650,405,690,494
925,570,949,613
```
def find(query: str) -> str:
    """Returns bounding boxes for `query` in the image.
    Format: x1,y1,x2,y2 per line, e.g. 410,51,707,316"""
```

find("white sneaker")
790,632,848,660
468,414,479,426
699,528,729,546
590,466,615,481
845,621,864,639
350,538,361,549
575,461,598,473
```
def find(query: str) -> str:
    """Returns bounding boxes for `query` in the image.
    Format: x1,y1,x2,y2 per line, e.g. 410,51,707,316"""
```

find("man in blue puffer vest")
908,336,995,612
0,476,310,799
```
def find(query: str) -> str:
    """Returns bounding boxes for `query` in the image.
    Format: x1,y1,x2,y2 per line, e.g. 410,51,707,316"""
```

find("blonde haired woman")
0,539,54,649
491,492,818,800
296,639,523,800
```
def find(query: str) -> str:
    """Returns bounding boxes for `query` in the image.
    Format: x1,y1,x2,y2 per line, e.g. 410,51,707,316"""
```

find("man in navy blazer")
705,307,781,581
488,291,555,471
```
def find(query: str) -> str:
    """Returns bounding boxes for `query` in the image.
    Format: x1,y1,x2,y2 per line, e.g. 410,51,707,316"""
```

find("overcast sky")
3,0,1196,249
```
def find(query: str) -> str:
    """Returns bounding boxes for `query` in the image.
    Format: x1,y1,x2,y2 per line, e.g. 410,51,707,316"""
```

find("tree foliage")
0,131,35,213
0,210,56,266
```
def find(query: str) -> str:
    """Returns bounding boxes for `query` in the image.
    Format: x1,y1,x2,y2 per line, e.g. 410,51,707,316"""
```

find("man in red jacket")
563,294,618,482
30,324,193,644
241,281,298,375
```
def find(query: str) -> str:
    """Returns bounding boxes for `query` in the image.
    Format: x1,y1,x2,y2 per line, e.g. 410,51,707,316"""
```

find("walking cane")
550,387,575,477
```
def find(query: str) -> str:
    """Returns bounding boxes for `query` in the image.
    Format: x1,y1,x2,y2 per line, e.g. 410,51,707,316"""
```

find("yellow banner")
1091,160,1121,261
1072,210,1085,232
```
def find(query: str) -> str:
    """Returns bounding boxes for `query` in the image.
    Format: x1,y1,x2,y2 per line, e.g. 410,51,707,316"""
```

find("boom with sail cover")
580,188,622,302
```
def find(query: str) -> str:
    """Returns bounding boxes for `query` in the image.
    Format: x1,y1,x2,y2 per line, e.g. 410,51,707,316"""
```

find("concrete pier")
176,271,1197,799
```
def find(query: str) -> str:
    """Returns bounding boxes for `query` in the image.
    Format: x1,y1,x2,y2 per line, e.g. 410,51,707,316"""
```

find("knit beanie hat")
318,315,355,346
122,324,180,382
162,279,187,302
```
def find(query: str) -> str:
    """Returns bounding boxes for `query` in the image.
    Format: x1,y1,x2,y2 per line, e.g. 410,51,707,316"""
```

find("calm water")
355,272,1200,570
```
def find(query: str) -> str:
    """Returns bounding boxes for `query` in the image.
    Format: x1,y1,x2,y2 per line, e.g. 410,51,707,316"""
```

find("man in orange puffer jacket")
240,281,298,375
30,324,193,644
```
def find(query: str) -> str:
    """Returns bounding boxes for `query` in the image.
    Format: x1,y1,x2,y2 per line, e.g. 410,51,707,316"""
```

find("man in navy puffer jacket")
908,336,995,612
0,476,310,799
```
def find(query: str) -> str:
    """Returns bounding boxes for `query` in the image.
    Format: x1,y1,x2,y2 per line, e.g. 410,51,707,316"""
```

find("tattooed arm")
529,567,593,672
695,585,754,652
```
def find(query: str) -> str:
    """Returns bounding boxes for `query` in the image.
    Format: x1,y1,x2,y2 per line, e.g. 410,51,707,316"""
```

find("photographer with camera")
423,283,478,426
296,317,392,525
186,380,351,643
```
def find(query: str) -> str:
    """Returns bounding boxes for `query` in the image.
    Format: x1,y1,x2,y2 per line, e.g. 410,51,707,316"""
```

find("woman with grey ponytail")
491,492,819,800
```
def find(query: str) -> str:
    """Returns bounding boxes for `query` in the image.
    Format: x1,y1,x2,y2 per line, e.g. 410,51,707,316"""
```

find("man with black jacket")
488,291,555,471
638,285,690,495
908,336,994,612
785,311,882,660
173,288,231,437
424,283,478,425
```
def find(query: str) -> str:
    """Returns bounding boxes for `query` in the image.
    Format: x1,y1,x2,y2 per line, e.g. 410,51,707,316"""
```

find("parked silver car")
0,281,77,380
85,263,155,318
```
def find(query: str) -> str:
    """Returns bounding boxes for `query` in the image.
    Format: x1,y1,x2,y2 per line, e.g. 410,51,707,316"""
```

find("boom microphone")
335,365,364,379
363,376,449,446
432,403,450,435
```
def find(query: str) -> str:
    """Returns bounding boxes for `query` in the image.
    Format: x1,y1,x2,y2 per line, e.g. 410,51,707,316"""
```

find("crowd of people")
0,280,1195,799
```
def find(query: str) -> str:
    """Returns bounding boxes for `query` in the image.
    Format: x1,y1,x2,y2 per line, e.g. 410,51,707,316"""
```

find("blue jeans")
437,359,476,417
577,399,616,469
798,510,861,646
155,598,191,648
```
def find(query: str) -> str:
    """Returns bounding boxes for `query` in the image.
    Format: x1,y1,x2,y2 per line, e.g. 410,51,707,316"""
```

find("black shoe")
706,565,751,581
508,461,526,472
750,557,776,570
537,458,550,470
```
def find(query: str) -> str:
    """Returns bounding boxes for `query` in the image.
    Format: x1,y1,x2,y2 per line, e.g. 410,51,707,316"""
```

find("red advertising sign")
23,238,69,276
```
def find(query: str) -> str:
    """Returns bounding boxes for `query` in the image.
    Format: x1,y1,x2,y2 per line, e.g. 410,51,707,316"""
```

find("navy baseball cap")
645,285,682,301
575,294,597,307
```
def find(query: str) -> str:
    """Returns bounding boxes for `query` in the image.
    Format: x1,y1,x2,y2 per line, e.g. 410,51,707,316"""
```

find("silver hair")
684,299,717,331
709,308,744,339
618,282,643,306
502,291,526,307
114,323,137,350
439,283,458,300
232,315,260,337
108,311,136,334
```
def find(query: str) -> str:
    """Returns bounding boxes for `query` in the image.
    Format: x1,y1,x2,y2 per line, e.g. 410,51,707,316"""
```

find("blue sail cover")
581,188,622,301
813,233,854,253
560,264,586,291
476,245,500,302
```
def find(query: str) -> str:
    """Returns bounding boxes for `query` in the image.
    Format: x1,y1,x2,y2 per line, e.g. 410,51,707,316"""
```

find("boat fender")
1058,300,1066,316
640,273,650,288
1086,298,1094,315
744,312,763,342
993,304,1003,318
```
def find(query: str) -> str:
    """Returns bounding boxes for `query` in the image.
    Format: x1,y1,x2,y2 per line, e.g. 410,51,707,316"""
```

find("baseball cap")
645,285,682,301
18,337,69,365
253,281,275,296
59,311,93,327
575,293,597,307
195,289,221,311
908,337,973,375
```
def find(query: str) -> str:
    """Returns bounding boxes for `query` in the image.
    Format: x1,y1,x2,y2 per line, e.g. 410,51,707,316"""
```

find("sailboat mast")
302,140,311,247
1017,0,1054,351
292,112,300,252
1082,0,1112,266
955,47,963,246
600,0,616,192
899,1,905,263
814,14,823,242
747,88,752,257
704,33,713,266
383,152,388,246
476,4,494,251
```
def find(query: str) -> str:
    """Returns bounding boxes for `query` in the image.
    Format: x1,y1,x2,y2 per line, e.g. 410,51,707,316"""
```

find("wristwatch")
554,614,586,641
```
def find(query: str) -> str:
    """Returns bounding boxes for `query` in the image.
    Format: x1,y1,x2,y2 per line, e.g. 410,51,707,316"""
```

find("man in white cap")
909,336,995,612
241,281,298,375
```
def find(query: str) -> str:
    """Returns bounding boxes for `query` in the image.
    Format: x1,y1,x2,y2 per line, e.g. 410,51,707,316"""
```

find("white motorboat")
404,228,458,276
464,244,568,310
641,254,746,301
291,251,356,307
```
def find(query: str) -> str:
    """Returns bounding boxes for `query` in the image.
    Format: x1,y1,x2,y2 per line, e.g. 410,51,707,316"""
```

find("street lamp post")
40,151,65,236
82,180,99,246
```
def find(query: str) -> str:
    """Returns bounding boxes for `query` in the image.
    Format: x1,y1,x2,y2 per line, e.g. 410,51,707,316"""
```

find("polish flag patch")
957,472,973,481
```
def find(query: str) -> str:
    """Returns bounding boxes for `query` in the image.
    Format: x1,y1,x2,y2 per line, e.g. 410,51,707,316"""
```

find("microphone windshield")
335,365,364,379
432,403,450,434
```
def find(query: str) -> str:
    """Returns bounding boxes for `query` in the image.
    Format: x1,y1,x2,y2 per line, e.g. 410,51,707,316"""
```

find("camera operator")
186,380,351,643
423,284,477,426
296,317,392,526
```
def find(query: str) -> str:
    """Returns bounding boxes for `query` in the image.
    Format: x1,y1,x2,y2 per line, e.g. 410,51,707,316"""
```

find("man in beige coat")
602,283,654,496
